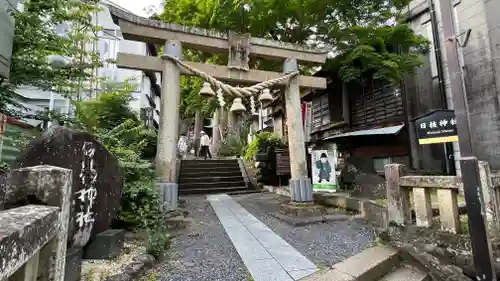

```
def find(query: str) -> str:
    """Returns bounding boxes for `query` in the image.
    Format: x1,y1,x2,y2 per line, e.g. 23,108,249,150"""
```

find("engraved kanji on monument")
13,126,123,248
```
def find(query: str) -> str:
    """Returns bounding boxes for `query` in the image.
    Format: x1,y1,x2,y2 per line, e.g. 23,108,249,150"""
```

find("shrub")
118,177,161,228
145,225,172,260
219,135,246,157
244,132,283,161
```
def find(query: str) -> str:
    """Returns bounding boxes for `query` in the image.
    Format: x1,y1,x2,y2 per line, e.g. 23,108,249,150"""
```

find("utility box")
0,0,19,79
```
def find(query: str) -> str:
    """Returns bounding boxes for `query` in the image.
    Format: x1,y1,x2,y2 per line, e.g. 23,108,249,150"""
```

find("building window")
54,22,71,37
374,157,392,173
311,94,330,131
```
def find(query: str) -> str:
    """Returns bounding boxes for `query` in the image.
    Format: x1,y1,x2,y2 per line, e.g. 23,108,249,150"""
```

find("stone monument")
12,126,123,249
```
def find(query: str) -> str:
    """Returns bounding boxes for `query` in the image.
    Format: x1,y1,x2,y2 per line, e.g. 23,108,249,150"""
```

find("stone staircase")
178,159,258,195
300,246,429,281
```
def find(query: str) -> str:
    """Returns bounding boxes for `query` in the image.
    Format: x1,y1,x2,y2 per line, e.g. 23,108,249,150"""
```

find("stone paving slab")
207,194,318,281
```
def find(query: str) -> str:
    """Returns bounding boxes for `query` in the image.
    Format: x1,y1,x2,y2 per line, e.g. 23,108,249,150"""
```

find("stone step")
179,186,248,195
179,170,243,178
379,266,429,281
299,246,400,281
180,166,241,173
179,175,245,184
182,159,238,163
181,159,239,166
179,181,247,190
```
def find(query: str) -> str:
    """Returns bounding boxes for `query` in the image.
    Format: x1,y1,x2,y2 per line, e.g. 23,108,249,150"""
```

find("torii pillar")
155,40,182,210
107,4,328,204
283,58,312,202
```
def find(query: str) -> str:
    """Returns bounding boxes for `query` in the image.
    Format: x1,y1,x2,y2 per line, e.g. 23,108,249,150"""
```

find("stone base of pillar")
289,178,313,202
280,201,325,217
156,180,178,211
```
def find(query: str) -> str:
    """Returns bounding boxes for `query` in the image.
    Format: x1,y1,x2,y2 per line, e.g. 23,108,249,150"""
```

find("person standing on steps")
177,135,188,160
199,131,212,160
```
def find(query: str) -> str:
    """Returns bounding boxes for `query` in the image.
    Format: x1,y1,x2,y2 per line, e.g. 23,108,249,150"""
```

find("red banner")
301,102,306,126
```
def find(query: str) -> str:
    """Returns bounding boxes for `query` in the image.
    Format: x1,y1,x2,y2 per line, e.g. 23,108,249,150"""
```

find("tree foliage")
75,82,138,133
74,81,156,162
157,0,429,113
329,24,429,83
74,82,159,228
179,75,218,119
1,0,103,117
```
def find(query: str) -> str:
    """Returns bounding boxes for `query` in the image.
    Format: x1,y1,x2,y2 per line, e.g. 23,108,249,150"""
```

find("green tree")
74,81,156,162
74,81,159,228
179,75,219,119
157,0,428,85
1,0,103,118
75,81,139,133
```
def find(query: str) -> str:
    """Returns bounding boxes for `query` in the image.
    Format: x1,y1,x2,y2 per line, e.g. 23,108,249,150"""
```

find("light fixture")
258,88,273,105
230,98,246,113
199,82,215,98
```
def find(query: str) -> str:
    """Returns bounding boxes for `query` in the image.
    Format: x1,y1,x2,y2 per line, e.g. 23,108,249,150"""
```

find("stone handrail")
385,163,500,235
399,174,462,233
399,175,463,189
0,206,59,281
0,166,72,281
490,173,500,188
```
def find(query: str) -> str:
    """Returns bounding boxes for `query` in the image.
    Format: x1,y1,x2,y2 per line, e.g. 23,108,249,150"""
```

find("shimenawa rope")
163,54,299,97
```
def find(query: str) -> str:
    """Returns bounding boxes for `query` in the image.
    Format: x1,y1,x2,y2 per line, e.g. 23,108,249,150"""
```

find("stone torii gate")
107,5,328,207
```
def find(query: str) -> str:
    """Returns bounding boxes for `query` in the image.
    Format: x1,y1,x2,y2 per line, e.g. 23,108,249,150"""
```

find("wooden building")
262,59,452,176
301,71,414,175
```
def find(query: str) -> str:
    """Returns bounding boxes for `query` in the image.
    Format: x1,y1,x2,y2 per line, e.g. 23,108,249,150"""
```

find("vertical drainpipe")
428,0,456,175
400,72,418,170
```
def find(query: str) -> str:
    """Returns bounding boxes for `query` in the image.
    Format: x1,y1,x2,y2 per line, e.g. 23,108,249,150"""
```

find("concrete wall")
0,0,19,79
407,0,500,172
464,0,500,170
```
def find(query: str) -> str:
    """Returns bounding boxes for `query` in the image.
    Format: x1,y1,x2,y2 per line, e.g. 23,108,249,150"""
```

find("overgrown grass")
315,262,328,270
138,271,159,281
460,215,469,234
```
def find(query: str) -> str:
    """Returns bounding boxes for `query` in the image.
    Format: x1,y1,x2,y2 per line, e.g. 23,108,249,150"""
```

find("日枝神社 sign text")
414,109,458,144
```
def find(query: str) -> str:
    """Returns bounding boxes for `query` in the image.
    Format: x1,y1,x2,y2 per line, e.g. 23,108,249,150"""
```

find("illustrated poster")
311,149,338,192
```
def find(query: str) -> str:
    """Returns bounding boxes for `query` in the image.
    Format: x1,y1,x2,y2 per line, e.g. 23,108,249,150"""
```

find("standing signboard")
275,148,291,176
311,145,338,192
414,109,458,144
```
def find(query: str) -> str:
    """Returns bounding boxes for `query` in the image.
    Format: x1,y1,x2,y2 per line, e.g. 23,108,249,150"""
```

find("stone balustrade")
385,162,500,235
0,166,72,281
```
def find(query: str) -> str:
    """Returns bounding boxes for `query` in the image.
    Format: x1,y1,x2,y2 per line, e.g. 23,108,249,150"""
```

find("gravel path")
233,193,376,268
156,196,249,281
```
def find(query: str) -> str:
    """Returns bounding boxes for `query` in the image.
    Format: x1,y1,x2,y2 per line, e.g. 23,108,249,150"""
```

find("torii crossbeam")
107,5,328,207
